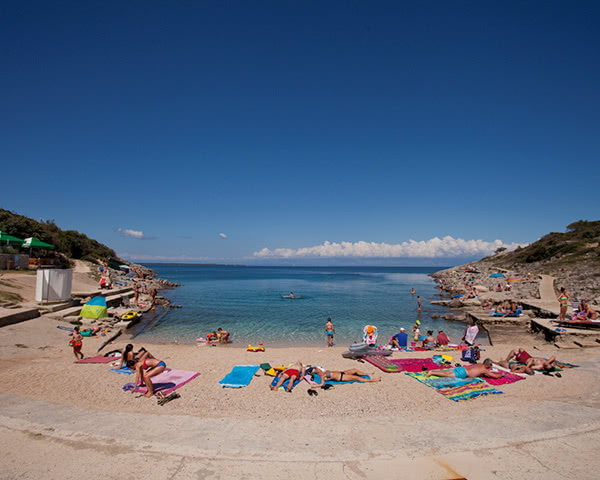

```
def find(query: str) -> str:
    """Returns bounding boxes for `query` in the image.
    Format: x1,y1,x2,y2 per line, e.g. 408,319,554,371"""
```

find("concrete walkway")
521,275,563,316
2,358,600,480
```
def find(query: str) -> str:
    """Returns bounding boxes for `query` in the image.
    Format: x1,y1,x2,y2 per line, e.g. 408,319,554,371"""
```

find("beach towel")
219,365,260,388
270,375,302,391
305,373,371,386
554,361,578,369
364,354,400,373
123,369,200,396
484,370,526,386
110,365,134,375
464,325,479,345
75,355,115,364
406,372,503,402
389,358,452,373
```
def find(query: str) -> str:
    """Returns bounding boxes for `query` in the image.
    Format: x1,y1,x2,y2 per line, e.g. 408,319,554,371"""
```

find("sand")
1,313,600,479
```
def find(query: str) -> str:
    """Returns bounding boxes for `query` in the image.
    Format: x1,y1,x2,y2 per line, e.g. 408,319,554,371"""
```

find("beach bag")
461,346,480,363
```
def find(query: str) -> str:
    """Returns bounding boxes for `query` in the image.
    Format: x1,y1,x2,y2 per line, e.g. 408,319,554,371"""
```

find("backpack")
461,346,480,363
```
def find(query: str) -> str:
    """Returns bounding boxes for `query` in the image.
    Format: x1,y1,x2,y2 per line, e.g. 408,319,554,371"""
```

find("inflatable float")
121,311,138,321
247,344,265,352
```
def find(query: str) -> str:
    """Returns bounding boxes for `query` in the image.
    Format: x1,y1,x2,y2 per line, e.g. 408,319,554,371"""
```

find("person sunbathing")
426,359,503,379
128,352,166,398
586,305,598,320
505,348,556,372
494,359,534,375
270,361,305,392
311,366,381,386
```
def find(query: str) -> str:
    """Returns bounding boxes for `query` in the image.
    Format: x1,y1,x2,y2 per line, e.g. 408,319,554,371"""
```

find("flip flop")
307,389,318,396
556,372,562,378
321,384,333,390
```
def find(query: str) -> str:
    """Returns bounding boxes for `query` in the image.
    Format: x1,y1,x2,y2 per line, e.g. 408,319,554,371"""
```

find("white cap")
400,328,405,332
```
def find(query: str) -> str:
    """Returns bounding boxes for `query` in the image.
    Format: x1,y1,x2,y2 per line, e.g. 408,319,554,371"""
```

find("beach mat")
306,373,371,386
110,365,134,375
554,361,578,370
123,369,200,395
270,375,302,391
484,370,526,386
219,365,260,388
389,358,452,373
75,355,114,364
406,372,503,402
363,355,401,373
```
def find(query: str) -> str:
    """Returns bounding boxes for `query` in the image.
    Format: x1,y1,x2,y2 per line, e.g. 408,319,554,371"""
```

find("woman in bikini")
117,344,152,369
557,287,569,321
313,367,381,386
128,351,166,397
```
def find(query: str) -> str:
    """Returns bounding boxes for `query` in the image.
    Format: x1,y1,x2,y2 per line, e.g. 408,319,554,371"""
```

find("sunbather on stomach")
312,367,381,386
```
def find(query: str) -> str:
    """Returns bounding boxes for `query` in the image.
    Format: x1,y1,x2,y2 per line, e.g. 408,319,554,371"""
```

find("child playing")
70,326,84,360
412,321,421,344
325,318,335,347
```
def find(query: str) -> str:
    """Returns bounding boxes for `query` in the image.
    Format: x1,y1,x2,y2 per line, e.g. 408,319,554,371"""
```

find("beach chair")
363,325,378,345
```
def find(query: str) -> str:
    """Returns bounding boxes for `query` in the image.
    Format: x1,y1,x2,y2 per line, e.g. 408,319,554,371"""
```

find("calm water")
134,265,463,346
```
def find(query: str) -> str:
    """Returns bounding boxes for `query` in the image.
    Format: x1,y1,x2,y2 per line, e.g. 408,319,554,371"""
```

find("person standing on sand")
557,287,568,321
70,326,84,360
325,318,335,347
128,352,167,398
412,321,421,344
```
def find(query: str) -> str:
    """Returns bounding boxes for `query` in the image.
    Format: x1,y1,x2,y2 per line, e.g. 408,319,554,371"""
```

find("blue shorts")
326,331,333,336
453,366,468,379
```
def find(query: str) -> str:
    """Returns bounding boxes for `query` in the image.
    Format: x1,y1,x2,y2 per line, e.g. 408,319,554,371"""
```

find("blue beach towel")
110,365,134,375
270,375,303,391
219,365,260,388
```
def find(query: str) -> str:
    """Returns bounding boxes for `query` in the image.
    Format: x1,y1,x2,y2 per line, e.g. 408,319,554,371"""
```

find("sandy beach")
1,313,600,479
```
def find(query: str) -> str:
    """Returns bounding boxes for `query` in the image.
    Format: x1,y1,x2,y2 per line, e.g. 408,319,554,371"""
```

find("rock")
449,299,463,308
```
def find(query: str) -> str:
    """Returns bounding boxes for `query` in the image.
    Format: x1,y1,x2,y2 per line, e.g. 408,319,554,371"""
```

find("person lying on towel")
426,359,503,379
311,366,381,385
270,361,305,392
504,348,556,372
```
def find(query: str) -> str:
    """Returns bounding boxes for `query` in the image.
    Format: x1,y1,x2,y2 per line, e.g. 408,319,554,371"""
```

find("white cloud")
116,228,145,239
218,233,228,239
118,252,209,261
253,236,526,259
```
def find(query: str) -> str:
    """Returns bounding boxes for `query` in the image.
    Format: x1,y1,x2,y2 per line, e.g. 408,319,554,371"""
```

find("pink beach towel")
75,355,115,364
126,369,200,396
484,371,526,386
389,358,452,373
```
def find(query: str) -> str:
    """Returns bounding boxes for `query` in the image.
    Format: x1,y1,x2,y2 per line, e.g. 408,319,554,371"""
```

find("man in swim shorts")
325,318,335,347
505,348,556,372
270,361,305,392
426,359,503,379
494,358,534,375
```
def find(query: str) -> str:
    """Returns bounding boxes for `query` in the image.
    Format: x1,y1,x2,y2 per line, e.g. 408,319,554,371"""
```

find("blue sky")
2,1,599,265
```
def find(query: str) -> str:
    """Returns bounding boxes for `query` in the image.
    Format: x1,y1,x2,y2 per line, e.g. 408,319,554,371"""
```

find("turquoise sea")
133,265,464,346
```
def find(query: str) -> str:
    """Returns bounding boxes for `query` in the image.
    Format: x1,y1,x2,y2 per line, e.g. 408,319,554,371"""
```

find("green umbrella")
22,237,55,249
0,231,25,246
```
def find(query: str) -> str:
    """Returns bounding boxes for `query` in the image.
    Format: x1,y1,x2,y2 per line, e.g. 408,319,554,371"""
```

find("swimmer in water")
289,292,295,298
